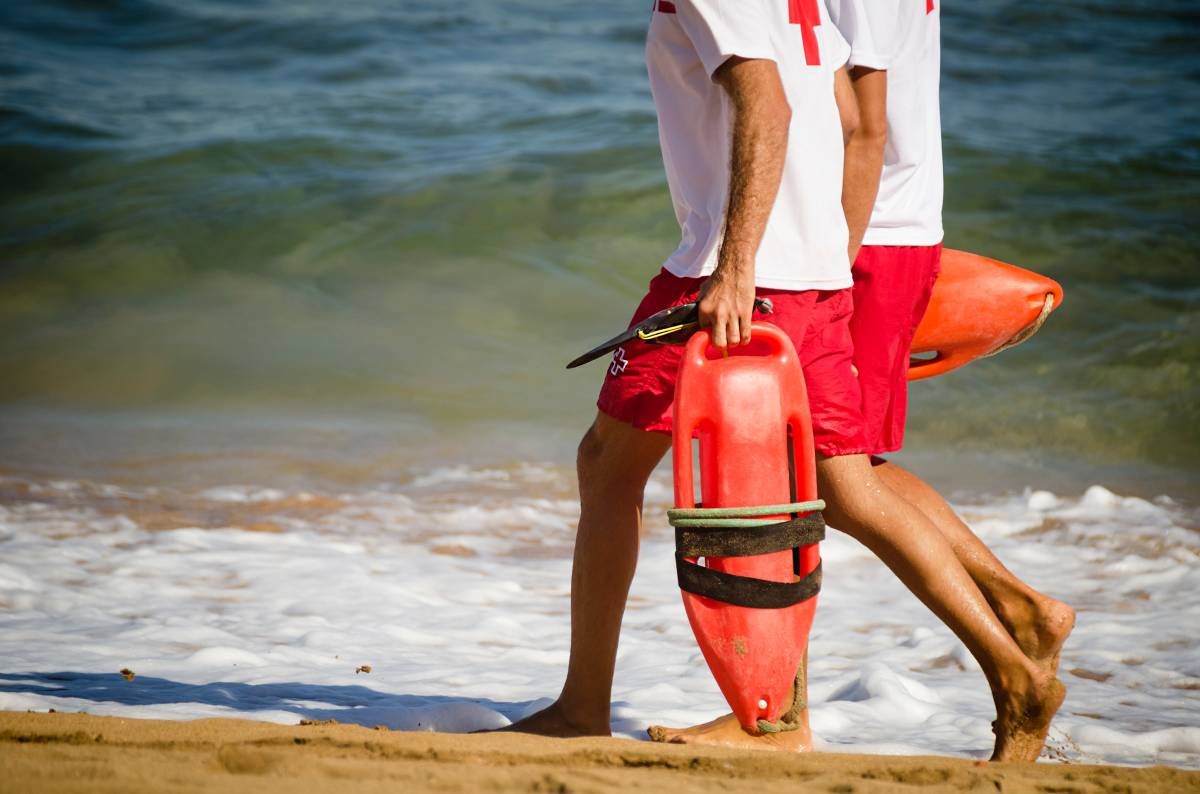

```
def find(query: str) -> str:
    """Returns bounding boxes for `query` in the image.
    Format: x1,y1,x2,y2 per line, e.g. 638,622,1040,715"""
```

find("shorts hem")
865,443,902,457
595,400,672,437
815,444,872,459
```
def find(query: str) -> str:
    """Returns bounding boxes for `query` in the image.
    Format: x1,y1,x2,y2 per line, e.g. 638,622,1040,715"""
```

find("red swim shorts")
849,243,942,456
596,269,868,458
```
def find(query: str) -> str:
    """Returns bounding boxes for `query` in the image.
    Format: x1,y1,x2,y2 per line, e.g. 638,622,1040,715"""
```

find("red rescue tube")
909,249,1064,381
672,323,820,733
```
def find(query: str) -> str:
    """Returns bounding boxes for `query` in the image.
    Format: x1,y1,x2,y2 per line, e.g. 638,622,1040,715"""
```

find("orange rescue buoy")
670,323,824,733
909,249,1064,381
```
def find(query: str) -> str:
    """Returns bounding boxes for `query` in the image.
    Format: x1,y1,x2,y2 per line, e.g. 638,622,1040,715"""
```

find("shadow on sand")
0,671,521,731
0,671,645,735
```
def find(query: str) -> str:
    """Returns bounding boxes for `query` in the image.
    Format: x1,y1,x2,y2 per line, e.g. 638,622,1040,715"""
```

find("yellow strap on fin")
637,323,691,341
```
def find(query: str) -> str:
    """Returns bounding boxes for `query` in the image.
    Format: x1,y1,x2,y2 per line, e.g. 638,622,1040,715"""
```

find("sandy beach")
3,712,1197,794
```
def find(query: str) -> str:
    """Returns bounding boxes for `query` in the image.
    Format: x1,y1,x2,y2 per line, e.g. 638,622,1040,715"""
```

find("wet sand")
2,712,1196,793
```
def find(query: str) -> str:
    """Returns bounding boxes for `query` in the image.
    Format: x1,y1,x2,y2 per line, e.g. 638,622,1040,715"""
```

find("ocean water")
1,0,1198,491
1,0,1198,766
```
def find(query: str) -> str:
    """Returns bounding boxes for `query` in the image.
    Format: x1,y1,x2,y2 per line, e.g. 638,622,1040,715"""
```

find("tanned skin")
871,462,1076,679
503,56,1068,763
697,56,792,348
839,66,888,262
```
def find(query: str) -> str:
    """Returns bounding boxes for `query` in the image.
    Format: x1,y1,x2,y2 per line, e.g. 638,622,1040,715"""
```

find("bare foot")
487,701,610,738
1031,598,1075,676
990,671,1066,762
1003,596,1076,676
647,712,812,752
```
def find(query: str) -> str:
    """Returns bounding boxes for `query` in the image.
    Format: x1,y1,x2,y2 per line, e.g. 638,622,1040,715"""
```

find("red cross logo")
610,347,629,377
789,0,821,66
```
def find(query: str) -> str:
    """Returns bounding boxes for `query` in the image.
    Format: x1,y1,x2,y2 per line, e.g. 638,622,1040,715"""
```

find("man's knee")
816,453,884,527
577,424,635,505
576,422,608,478
575,414,667,498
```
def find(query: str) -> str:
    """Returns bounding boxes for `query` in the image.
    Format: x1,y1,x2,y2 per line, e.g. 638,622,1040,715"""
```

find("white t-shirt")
646,0,853,291
826,0,943,246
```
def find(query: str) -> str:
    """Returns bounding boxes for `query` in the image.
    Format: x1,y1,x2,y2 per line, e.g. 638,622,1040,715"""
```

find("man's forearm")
838,66,887,263
700,59,792,347
716,58,792,279
698,57,791,348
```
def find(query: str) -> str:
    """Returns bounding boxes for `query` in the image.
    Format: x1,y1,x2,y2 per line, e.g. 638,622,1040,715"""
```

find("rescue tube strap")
675,559,822,610
675,513,825,558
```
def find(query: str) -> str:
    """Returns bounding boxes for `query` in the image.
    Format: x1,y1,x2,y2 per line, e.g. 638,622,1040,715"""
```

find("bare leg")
873,459,1075,674
501,412,670,737
818,454,1064,762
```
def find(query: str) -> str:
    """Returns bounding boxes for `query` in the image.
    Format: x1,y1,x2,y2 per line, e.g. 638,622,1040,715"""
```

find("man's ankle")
551,697,610,732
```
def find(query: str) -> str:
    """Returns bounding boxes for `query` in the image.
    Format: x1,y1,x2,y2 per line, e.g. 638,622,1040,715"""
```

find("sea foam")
0,469,1196,767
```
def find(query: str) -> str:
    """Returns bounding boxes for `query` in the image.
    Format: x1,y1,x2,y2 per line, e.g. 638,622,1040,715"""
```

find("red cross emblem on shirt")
789,0,821,66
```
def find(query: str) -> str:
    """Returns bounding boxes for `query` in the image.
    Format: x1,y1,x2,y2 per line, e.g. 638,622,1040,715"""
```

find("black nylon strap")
674,513,825,558
676,559,823,609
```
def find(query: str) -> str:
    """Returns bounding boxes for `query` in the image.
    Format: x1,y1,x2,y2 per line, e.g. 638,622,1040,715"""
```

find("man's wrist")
715,251,756,277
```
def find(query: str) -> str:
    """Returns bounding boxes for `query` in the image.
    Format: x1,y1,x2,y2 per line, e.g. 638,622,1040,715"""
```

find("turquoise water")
1,1,1197,496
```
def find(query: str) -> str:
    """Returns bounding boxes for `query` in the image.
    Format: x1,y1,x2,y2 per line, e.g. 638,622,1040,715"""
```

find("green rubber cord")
667,501,825,527
670,516,801,528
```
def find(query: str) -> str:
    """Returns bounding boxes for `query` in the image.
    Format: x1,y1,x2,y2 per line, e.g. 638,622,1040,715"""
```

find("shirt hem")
754,274,854,291
862,228,944,247
662,262,853,291
706,48,777,80
847,50,891,70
